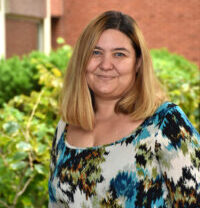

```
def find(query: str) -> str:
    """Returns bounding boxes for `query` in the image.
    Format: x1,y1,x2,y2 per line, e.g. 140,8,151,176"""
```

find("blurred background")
1,0,200,65
0,0,199,207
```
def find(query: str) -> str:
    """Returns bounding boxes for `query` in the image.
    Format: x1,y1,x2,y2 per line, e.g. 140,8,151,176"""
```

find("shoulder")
154,101,177,116
156,102,199,138
144,101,200,150
49,119,67,170
152,102,199,154
51,119,67,149
56,119,67,140
154,103,200,207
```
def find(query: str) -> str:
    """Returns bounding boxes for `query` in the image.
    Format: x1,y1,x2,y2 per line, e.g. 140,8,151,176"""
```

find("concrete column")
0,0,6,58
43,0,51,54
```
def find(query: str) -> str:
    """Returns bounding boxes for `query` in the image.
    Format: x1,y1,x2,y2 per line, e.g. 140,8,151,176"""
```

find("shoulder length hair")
60,10,168,130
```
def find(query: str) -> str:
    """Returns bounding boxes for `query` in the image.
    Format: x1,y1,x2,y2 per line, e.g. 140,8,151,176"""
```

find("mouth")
95,74,117,80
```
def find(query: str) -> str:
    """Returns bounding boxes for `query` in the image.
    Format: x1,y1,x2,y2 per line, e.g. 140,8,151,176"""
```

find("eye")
114,52,125,57
92,50,102,56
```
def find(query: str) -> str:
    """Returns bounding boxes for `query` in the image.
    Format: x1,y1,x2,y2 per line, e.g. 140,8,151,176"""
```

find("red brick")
52,0,200,66
6,0,46,18
51,0,63,17
6,17,38,58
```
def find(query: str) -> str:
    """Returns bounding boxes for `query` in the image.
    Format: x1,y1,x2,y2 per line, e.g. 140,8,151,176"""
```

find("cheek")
119,68,136,87
117,59,135,72
119,65,135,78
86,59,99,72
85,72,94,89
86,64,92,73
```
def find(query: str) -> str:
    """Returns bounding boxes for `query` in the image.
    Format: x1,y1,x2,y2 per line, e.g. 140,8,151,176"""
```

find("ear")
135,58,142,73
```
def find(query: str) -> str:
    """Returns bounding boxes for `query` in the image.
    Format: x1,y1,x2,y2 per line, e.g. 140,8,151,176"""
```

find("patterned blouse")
48,102,200,208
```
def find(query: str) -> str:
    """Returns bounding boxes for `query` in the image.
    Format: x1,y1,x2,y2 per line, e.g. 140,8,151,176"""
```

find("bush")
151,49,200,130
0,41,72,207
0,64,63,208
0,43,72,107
0,56,39,106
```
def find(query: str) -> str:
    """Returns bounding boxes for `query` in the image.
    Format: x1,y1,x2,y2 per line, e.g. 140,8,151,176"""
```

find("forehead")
96,29,133,49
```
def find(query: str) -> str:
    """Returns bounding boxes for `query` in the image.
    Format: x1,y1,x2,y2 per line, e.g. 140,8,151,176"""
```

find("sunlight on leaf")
16,141,32,151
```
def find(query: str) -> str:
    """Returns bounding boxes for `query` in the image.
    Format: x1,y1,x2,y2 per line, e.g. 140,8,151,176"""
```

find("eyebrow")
94,46,130,53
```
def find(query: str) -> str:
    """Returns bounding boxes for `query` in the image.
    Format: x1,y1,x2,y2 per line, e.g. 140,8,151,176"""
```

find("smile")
96,74,116,80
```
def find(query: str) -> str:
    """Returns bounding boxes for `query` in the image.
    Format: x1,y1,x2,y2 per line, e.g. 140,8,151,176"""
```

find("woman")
48,11,200,207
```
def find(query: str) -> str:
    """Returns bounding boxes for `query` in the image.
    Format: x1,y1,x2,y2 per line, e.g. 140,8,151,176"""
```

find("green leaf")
35,164,45,175
16,141,32,151
2,121,19,134
35,144,46,155
21,196,33,207
10,161,27,170
25,167,34,177
13,152,28,161
56,37,65,44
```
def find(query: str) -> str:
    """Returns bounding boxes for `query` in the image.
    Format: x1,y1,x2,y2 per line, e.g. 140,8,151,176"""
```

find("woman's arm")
48,120,66,207
155,105,200,207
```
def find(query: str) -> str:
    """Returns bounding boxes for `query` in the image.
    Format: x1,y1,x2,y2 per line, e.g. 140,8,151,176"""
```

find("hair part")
60,10,168,130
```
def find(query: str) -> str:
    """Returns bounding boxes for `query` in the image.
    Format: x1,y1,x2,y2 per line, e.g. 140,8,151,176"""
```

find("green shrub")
48,44,72,72
0,43,72,107
151,49,200,130
0,56,39,106
0,65,63,208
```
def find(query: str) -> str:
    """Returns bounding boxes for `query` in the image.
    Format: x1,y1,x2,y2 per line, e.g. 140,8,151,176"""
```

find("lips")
95,74,116,79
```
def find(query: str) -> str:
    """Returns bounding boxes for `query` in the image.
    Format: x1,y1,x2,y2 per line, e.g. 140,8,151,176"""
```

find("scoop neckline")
63,101,170,150
64,117,148,150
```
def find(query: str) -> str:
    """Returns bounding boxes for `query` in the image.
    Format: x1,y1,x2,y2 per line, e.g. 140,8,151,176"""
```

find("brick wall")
51,0,200,66
6,17,38,58
51,0,63,17
6,0,46,18
5,0,46,58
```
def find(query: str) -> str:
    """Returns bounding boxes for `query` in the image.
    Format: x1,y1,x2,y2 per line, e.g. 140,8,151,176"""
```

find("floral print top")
48,102,200,208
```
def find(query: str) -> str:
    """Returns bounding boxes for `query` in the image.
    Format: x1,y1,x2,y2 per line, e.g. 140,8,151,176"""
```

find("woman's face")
86,29,137,100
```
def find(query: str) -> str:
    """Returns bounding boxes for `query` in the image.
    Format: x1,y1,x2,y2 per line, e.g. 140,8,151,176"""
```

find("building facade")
0,0,51,58
1,0,200,66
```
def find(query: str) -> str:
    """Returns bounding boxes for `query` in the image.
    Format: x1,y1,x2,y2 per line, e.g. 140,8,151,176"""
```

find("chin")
94,90,124,99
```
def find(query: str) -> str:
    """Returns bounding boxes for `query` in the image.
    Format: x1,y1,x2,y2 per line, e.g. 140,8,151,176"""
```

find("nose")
99,55,114,71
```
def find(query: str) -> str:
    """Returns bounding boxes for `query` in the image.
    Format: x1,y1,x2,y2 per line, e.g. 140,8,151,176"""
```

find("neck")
94,96,119,121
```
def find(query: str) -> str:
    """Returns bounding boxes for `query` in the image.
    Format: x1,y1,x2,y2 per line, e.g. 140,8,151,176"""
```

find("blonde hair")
60,11,168,130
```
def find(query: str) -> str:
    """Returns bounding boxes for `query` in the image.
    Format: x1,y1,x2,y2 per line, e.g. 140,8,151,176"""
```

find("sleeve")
49,127,58,181
48,126,58,207
48,120,66,207
155,105,200,207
